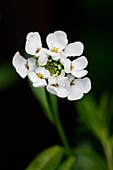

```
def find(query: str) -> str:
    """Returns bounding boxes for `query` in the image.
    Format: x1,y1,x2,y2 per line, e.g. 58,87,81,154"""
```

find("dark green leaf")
75,93,107,140
25,145,64,170
99,91,110,114
110,136,113,149
73,148,107,170
57,156,76,170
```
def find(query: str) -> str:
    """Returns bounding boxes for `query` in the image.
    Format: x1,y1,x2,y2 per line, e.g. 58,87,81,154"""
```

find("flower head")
46,31,68,60
46,73,70,98
28,67,50,87
64,56,88,78
67,74,91,101
12,30,91,101
12,51,37,78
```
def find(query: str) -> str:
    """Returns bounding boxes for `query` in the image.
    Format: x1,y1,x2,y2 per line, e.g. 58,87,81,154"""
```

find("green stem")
47,93,72,156
101,135,113,170
53,110,72,156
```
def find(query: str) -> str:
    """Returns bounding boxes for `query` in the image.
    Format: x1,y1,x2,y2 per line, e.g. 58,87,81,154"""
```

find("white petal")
68,85,83,101
28,72,38,83
38,48,48,66
46,33,56,50
60,51,67,64
33,79,47,87
64,41,84,56
48,76,56,84
51,36,68,51
42,69,50,78
35,67,50,78
47,76,69,98
46,85,68,98
38,55,48,66
46,33,68,51
27,57,37,71
67,74,74,82
25,32,42,56
71,70,88,78
64,59,71,73
56,87,69,98
12,51,19,67
76,77,91,93
72,56,88,70
54,30,67,38
58,76,70,89
47,50,61,60
12,52,28,78
46,85,57,95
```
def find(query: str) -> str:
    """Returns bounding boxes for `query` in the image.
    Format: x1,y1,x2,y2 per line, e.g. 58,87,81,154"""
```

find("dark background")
0,0,113,169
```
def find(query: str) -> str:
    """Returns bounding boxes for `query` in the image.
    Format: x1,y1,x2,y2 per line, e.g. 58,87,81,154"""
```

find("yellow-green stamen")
45,57,63,76
51,47,58,53
37,72,43,79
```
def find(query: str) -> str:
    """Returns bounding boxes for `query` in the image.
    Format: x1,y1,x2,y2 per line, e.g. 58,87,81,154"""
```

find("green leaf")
57,156,75,170
99,91,113,126
25,145,64,170
28,79,54,124
99,91,110,114
0,62,19,91
75,93,107,140
73,148,107,170
110,136,113,149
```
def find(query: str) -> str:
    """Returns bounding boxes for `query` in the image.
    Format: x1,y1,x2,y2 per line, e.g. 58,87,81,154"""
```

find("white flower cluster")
12,30,91,100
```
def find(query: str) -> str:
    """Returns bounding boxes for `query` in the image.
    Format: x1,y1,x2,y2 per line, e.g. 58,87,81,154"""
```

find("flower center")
70,79,75,85
25,62,29,70
51,83,59,87
51,47,58,53
35,48,40,54
37,72,43,79
70,63,74,71
45,57,63,76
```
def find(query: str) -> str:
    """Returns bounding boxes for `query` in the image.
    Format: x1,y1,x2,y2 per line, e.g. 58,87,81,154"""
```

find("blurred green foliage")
74,93,113,170
25,145,64,170
0,1,113,169
0,62,19,91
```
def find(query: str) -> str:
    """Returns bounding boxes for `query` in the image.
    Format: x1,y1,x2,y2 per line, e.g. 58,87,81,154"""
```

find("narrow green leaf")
106,92,113,125
99,91,113,126
99,91,110,114
75,93,107,140
25,145,64,170
110,136,113,149
73,148,107,170
28,79,54,124
57,156,76,170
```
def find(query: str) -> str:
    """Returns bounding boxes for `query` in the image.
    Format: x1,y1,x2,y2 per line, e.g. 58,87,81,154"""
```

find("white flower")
28,67,50,87
64,56,88,78
12,30,91,101
25,32,42,57
46,30,68,60
46,30,84,62
67,74,91,101
12,51,37,78
46,74,70,98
